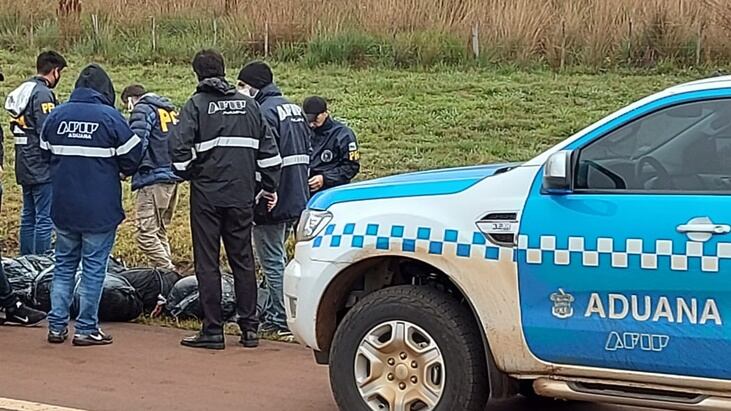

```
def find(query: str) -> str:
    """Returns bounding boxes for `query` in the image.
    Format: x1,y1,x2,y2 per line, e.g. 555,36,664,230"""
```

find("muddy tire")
329,285,489,411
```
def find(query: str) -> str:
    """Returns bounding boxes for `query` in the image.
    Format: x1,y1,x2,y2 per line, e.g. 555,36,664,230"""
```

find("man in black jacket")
237,61,310,339
170,50,282,350
303,96,360,193
4,51,67,255
0,68,47,327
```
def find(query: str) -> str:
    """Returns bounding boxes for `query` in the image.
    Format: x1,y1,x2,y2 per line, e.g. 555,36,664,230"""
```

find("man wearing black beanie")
238,61,310,340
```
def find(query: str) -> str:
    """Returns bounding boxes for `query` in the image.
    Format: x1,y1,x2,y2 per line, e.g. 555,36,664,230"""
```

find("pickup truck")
284,76,731,411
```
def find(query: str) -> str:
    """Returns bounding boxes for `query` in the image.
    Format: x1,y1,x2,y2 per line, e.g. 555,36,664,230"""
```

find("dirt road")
0,323,643,411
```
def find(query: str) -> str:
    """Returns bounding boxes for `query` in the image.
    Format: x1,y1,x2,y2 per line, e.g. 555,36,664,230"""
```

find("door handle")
677,224,730,234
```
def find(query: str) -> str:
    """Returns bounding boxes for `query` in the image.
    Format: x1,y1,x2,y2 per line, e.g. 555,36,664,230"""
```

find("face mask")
49,69,60,89
238,84,258,99
127,97,135,112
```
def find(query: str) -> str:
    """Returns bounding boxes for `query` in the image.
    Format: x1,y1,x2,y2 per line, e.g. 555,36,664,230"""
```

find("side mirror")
542,150,573,194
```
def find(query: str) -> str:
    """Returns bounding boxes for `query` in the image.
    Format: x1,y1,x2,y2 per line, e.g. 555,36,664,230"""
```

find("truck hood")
308,163,520,210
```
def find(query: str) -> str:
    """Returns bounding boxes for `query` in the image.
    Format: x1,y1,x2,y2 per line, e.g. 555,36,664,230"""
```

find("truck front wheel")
329,285,489,411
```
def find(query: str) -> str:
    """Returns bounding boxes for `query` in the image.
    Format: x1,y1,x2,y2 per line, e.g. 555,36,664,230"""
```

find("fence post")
91,13,100,52
696,20,704,67
560,19,566,71
151,16,156,52
471,22,480,59
213,18,218,47
627,16,633,64
30,15,34,48
264,19,269,58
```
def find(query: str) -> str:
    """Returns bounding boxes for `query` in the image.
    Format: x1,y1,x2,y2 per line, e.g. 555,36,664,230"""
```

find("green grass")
0,49,701,267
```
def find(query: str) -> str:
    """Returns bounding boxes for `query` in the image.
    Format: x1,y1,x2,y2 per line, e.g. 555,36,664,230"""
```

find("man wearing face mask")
4,51,67,256
237,61,311,339
0,68,48,327
120,84,181,271
303,96,360,193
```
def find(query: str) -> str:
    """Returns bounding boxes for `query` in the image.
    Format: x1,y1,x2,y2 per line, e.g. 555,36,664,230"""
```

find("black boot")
181,332,225,350
239,330,258,348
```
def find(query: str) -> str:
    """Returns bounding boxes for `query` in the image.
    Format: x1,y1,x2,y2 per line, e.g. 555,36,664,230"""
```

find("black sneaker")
72,329,113,346
240,330,259,348
180,333,225,350
48,328,69,344
1,301,46,326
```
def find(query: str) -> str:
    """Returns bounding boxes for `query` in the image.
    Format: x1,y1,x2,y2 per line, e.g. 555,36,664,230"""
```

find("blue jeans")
20,183,53,255
48,228,116,335
253,222,290,330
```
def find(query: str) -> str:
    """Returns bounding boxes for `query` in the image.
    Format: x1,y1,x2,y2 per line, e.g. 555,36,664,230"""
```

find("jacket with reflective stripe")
169,78,281,208
254,84,311,224
5,77,58,185
40,87,143,233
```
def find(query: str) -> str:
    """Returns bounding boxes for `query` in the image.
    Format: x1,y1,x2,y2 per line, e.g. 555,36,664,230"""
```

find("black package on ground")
116,268,183,313
165,273,237,321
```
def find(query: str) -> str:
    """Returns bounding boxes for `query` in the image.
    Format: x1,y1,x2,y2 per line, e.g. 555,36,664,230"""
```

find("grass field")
0,49,701,268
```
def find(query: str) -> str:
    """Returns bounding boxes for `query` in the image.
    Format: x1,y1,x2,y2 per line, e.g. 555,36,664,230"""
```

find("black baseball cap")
303,96,328,123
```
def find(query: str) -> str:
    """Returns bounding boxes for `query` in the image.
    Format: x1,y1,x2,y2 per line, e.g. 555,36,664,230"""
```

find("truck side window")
575,98,731,193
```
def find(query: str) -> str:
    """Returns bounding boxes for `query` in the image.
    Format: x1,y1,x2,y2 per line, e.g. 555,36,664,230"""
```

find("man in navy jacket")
238,61,310,338
5,51,67,255
121,84,180,270
41,64,143,346
303,96,360,193
0,68,47,327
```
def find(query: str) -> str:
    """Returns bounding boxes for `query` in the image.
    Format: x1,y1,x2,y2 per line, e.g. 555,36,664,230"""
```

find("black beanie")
238,61,273,89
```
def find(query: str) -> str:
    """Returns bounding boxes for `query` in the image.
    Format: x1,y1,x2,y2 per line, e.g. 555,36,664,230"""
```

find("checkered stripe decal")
518,235,730,273
313,223,512,261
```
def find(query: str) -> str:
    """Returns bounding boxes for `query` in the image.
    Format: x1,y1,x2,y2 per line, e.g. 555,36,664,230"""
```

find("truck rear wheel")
329,285,488,411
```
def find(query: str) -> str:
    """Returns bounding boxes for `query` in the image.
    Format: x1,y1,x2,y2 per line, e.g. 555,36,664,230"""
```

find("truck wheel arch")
314,255,518,399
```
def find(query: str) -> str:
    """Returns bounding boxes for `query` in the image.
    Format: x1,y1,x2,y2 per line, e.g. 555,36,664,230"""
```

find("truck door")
518,95,731,379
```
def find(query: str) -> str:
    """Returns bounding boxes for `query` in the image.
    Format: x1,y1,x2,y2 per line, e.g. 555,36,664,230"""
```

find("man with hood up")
40,64,143,346
120,84,181,270
237,61,310,340
170,50,281,350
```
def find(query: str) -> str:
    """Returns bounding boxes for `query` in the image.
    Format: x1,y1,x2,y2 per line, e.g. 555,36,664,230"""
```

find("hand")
308,175,324,192
261,191,278,211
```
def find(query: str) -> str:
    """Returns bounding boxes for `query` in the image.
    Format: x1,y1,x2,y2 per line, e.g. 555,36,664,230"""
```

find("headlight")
296,209,333,242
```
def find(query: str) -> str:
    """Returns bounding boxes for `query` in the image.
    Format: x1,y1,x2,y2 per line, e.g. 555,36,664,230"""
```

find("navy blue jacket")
254,84,311,224
40,65,143,233
128,93,180,190
5,76,58,185
310,117,360,193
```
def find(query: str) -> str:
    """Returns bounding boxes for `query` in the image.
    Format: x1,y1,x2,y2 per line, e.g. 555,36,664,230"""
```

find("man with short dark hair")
237,61,310,340
0,68,47,327
42,64,143,346
4,50,67,255
121,84,180,270
171,50,282,350
303,96,360,193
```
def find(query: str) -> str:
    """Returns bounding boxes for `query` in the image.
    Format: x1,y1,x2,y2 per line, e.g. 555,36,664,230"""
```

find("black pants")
191,192,258,335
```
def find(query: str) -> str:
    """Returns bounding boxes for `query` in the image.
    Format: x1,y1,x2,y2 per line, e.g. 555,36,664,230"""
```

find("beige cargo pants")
135,183,178,270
